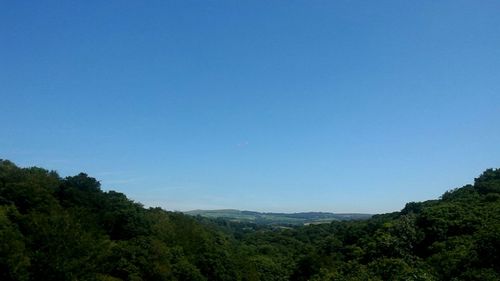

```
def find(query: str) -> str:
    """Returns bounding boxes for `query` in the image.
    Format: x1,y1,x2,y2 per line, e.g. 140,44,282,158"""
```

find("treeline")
1,159,499,280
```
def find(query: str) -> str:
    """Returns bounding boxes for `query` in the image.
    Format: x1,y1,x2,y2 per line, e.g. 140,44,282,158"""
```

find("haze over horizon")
1,1,499,213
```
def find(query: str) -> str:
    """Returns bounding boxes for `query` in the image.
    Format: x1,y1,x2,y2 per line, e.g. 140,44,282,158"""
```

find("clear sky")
1,1,499,213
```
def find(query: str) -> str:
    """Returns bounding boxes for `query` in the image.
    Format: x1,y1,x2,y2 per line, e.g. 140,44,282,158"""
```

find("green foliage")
475,168,500,194
1,159,499,280
0,205,30,281
0,160,239,280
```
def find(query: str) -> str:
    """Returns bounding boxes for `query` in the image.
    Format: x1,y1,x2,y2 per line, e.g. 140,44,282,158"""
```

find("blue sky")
1,1,499,213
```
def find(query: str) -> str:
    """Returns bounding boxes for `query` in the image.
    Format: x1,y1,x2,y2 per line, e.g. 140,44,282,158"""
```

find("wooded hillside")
1,159,499,280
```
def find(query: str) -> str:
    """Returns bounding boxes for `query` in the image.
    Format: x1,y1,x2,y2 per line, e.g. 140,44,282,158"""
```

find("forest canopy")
1,159,499,281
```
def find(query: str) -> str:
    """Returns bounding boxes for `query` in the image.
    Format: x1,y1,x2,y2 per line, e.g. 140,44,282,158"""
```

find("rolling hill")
185,209,372,225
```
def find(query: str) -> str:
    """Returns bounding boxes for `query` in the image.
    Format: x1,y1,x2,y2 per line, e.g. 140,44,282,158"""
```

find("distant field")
184,209,372,225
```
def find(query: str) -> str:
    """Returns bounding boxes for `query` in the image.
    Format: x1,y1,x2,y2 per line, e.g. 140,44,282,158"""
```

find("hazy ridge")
185,209,372,225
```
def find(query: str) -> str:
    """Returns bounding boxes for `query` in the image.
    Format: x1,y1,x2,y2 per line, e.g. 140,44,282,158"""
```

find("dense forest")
1,159,499,281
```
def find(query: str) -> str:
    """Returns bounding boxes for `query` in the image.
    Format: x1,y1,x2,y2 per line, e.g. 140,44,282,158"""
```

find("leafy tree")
0,206,30,281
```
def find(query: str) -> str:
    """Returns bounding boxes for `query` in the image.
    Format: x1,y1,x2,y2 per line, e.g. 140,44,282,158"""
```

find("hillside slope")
1,159,499,280
185,209,371,225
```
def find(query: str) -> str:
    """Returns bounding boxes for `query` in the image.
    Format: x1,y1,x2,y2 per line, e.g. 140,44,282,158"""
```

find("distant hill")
3,159,500,280
184,209,372,225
